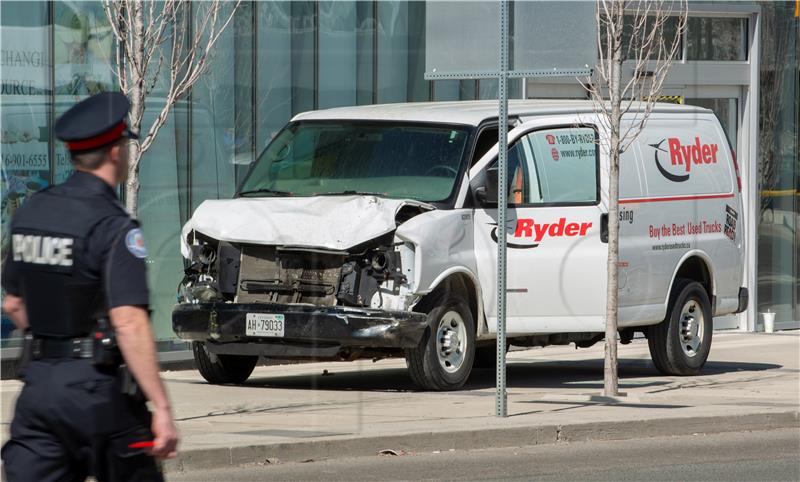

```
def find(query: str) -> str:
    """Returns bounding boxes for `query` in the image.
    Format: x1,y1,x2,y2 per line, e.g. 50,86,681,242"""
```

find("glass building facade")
756,1,799,328
1,1,797,347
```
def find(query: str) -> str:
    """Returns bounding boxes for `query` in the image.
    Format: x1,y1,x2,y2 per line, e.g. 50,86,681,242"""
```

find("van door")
471,120,608,334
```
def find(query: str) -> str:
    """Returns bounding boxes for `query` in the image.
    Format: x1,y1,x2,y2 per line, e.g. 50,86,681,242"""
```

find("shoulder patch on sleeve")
125,228,148,258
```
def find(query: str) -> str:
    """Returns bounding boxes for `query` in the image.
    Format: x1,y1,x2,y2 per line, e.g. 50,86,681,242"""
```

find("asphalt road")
169,428,800,481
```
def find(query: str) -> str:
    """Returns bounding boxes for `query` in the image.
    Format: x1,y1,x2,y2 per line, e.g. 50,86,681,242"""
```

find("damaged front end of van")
172,195,434,363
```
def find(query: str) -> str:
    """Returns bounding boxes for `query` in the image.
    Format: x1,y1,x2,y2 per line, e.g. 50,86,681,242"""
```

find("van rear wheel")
405,292,476,391
193,342,258,384
647,279,713,375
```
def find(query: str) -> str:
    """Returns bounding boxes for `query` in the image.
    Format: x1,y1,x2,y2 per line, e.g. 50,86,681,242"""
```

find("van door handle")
600,214,608,243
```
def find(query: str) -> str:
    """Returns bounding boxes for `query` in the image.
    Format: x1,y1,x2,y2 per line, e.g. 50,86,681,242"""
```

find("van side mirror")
475,166,499,205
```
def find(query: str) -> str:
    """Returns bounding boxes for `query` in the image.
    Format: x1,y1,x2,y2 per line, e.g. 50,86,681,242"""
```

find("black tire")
647,279,713,376
405,291,476,391
193,342,258,384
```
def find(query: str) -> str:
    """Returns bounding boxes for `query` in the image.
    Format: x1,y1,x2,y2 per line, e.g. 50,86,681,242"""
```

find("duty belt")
31,337,94,360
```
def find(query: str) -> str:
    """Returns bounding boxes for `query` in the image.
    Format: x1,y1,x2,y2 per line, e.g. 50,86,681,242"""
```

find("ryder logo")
490,218,592,249
649,137,719,183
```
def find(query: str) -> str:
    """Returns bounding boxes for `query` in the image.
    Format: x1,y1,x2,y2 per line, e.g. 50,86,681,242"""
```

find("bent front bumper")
172,302,428,358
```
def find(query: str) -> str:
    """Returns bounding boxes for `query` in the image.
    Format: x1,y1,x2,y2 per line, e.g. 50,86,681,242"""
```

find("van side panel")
618,113,742,327
394,209,477,296
708,119,746,314
616,133,648,323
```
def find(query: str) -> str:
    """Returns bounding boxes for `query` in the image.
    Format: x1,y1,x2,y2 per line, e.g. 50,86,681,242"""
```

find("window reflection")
757,3,798,326
686,17,748,61
1,1,50,346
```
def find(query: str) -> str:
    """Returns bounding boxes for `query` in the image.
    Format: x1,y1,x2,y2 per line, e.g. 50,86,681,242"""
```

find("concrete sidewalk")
2,332,798,474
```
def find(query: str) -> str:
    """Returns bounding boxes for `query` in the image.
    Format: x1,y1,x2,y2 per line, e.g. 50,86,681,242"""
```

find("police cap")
55,92,139,152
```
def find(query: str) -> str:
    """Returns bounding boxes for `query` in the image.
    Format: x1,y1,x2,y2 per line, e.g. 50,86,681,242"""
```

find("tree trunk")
604,1,624,398
126,140,141,214
125,0,146,215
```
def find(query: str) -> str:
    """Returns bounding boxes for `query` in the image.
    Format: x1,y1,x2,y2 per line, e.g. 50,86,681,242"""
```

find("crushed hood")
181,195,434,256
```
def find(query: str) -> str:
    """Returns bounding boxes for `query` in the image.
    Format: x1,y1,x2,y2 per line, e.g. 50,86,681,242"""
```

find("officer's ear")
107,140,130,181
110,140,130,163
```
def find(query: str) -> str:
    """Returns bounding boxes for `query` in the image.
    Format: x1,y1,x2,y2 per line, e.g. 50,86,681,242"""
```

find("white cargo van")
173,100,747,390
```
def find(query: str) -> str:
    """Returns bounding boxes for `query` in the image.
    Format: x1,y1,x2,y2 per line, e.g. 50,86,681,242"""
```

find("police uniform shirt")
2,172,149,334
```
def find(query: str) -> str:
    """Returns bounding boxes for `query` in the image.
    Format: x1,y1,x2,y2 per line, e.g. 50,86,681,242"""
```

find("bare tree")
581,0,687,397
103,0,241,214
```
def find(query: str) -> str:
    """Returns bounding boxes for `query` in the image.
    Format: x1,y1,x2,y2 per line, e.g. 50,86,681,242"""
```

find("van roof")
293,99,713,126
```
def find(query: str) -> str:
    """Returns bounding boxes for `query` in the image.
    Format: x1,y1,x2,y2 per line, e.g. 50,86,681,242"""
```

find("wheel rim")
679,299,704,357
436,310,467,373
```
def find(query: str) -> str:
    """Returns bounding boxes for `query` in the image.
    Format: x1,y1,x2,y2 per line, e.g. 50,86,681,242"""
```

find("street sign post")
425,0,595,418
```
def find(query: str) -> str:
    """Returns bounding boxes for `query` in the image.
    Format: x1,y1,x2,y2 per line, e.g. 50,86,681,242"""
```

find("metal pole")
495,0,509,418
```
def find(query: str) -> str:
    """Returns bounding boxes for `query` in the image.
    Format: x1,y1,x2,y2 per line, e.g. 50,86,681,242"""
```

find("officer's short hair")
70,140,125,170
70,146,110,170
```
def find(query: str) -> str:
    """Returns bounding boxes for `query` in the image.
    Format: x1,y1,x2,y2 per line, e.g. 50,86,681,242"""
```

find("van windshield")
238,122,471,202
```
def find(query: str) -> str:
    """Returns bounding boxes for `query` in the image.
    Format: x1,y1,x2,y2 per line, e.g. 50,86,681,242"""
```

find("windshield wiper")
237,188,293,197
317,190,387,197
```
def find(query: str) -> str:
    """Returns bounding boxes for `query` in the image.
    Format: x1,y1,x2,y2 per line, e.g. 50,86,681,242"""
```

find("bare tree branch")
103,0,241,214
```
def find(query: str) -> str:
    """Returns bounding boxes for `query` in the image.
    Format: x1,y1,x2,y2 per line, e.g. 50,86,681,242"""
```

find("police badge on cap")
55,92,139,152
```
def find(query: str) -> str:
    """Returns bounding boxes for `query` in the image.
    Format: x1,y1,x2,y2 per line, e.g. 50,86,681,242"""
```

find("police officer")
1,92,179,481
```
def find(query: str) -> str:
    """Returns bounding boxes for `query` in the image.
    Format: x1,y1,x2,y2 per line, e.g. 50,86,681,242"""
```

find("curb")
164,410,799,473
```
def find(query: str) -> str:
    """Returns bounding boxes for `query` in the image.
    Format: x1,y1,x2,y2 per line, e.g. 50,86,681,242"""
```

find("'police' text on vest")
12,234,74,267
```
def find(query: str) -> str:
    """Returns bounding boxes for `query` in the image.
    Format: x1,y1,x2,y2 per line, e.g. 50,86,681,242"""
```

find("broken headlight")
178,239,224,303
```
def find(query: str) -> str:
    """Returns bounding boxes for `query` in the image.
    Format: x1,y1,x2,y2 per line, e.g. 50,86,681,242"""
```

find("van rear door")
470,118,608,334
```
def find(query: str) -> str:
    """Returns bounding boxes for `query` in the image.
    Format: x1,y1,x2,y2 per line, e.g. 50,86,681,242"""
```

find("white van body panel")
613,113,743,326
394,209,478,296
180,195,433,256
178,100,744,340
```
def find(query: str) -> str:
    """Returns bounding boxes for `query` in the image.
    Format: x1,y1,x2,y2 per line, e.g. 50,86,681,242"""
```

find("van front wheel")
647,279,713,375
405,293,476,391
193,342,258,384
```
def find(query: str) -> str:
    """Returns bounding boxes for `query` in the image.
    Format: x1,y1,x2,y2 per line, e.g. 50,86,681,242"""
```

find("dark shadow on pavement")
236,357,782,393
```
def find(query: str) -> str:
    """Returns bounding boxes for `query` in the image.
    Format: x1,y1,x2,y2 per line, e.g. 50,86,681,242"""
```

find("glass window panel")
757,2,798,324
233,2,255,181
433,80,479,101
240,122,470,202
479,79,499,100
190,1,238,208
376,1,408,103
433,80,460,101
291,1,316,114
356,1,375,105
600,15,682,61
491,128,598,205
686,17,748,61
318,1,357,108
137,110,187,341
406,1,427,102
477,78,521,100
1,0,51,345
256,2,292,151
128,4,193,342
53,1,117,183
525,128,598,204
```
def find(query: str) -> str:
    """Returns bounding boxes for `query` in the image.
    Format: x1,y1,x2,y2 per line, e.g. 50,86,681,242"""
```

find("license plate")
245,313,285,337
